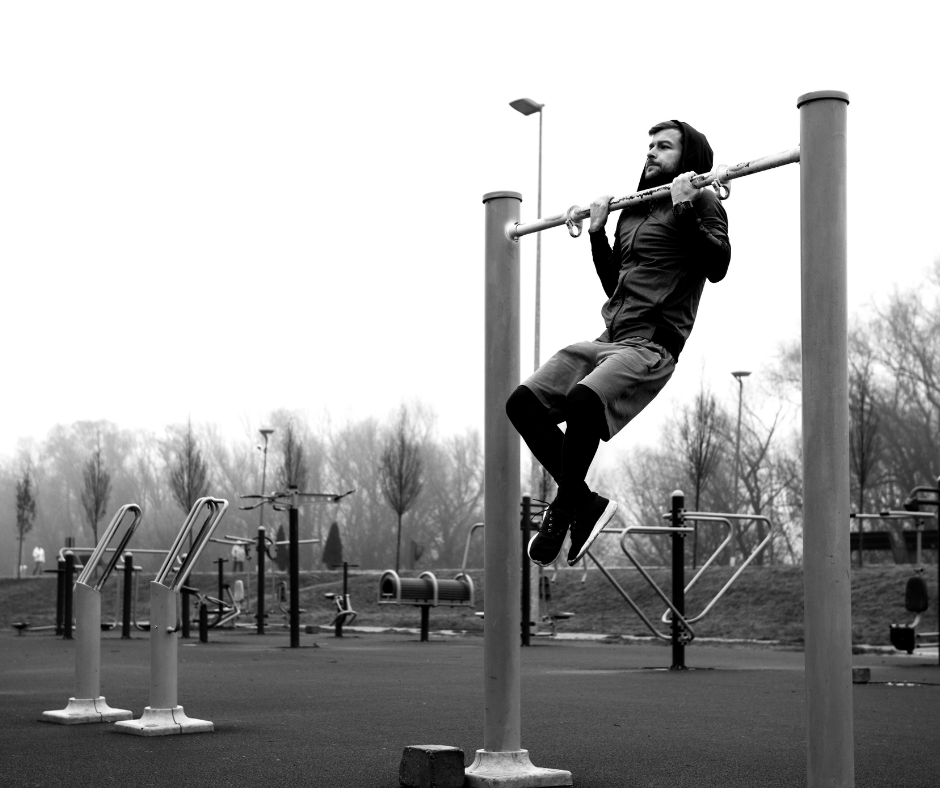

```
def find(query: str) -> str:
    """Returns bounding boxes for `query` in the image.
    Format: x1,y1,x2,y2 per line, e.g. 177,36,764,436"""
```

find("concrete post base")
40,696,133,724
464,750,572,787
113,705,213,736
399,745,465,788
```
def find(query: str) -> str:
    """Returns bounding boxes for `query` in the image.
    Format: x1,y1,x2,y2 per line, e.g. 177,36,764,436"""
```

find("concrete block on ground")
399,745,465,788
852,667,871,684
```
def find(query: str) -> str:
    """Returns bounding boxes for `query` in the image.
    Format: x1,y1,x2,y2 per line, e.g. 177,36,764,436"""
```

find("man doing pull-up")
507,120,731,567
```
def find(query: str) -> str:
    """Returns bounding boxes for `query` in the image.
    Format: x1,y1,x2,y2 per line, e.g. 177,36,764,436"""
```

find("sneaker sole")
527,531,563,568
567,500,618,565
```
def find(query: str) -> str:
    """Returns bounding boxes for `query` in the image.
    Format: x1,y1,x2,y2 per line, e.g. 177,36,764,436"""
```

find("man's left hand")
671,171,701,205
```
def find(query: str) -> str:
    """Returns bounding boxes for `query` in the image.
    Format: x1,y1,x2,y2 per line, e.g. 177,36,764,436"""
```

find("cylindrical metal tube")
512,146,800,239
122,553,133,639
521,496,531,647
56,556,65,636
257,526,266,635
63,551,75,640
289,504,300,648
798,89,853,788
181,587,192,639
670,492,686,670
74,582,101,699
217,558,226,618
149,581,179,709
483,190,522,752
199,602,209,644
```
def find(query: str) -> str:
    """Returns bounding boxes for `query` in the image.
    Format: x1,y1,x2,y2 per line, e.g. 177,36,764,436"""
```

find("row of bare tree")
4,265,938,575
593,262,940,568
2,405,484,575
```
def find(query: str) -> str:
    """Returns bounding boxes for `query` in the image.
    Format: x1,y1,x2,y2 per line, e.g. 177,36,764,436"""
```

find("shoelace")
540,506,573,537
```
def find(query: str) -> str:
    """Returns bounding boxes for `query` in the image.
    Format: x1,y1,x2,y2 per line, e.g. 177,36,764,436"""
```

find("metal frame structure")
41,504,143,724
239,488,354,646
475,91,850,787
115,497,229,736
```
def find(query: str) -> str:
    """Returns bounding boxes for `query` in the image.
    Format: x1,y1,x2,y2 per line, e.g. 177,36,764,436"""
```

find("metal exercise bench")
379,570,474,641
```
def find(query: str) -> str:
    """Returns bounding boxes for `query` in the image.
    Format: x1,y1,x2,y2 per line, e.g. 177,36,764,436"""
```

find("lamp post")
258,428,274,530
510,97,545,500
731,370,751,519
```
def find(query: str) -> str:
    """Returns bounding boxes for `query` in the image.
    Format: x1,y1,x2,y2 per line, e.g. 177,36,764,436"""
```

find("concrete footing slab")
464,750,572,787
40,696,133,724
113,705,213,736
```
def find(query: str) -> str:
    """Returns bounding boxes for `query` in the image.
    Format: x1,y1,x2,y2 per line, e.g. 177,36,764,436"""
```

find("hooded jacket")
588,121,730,362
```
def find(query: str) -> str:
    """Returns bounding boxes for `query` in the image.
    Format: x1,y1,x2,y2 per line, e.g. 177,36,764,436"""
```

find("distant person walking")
231,543,246,572
32,546,45,576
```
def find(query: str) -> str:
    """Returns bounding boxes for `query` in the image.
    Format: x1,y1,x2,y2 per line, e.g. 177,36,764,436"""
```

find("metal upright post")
797,89,852,788
56,556,65,635
122,553,133,640
289,488,300,648
670,491,686,670
257,526,266,635
216,558,227,618
63,551,74,640
521,496,531,647
466,190,570,786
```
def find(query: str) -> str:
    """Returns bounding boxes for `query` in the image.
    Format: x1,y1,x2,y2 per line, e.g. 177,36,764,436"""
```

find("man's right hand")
589,195,612,233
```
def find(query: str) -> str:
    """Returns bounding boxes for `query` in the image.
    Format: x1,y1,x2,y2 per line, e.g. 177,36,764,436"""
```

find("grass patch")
2,564,936,646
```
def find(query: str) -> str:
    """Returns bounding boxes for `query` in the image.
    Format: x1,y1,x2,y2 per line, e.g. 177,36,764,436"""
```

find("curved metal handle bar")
584,548,693,643
76,504,143,591
461,522,485,572
667,516,735,610
239,489,356,510
661,515,775,625
511,146,800,240
155,497,230,591
851,511,937,521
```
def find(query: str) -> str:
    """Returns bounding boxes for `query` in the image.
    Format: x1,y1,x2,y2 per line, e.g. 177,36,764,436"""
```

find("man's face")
644,129,683,181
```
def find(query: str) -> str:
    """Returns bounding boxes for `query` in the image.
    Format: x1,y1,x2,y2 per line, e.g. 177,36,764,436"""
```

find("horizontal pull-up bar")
510,145,800,239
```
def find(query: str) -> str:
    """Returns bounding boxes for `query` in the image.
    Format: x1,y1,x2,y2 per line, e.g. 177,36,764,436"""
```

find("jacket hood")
636,120,714,191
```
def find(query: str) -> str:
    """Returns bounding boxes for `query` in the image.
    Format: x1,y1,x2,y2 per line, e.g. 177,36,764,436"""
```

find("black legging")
505,384,608,508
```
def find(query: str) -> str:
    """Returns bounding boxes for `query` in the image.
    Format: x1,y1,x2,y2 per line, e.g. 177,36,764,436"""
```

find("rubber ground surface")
1,628,938,787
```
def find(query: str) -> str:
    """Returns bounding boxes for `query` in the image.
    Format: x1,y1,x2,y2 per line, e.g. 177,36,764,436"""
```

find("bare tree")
80,435,112,545
849,328,883,520
379,406,424,572
15,461,38,579
275,421,309,491
168,421,211,521
675,384,727,567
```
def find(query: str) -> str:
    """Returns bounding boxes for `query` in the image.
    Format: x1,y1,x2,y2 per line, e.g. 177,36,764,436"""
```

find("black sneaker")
527,504,575,567
567,493,618,565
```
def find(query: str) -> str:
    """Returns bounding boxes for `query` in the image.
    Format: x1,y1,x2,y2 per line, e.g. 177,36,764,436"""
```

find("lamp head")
259,428,275,439
509,98,543,116
731,370,752,379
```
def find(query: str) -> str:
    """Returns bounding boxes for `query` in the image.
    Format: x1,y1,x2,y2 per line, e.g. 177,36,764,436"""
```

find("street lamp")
510,97,546,500
258,428,275,530
509,97,544,373
731,371,751,518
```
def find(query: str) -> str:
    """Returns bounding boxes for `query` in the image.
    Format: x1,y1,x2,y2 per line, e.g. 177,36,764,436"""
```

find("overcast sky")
2,2,938,470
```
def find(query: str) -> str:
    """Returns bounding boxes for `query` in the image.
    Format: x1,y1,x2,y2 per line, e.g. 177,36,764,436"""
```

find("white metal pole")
797,89,852,788
467,191,571,787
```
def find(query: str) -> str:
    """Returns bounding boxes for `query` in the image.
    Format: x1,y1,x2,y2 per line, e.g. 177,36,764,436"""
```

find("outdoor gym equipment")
326,562,359,637
379,571,475,641
239,488,354,645
114,497,229,736
41,504,143,724
585,491,773,669
473,92,850,786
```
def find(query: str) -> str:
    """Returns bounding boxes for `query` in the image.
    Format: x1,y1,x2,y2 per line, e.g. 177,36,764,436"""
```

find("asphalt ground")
1,628,938,788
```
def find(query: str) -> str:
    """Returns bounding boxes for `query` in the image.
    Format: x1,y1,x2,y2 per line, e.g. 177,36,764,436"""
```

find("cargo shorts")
522,337,675,439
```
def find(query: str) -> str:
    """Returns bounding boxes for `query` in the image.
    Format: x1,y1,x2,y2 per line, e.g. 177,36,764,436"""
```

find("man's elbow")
706,251,731,284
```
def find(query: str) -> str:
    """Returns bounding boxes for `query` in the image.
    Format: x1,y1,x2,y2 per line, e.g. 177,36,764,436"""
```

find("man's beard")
642,160,681,189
